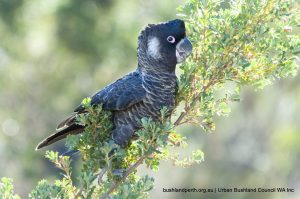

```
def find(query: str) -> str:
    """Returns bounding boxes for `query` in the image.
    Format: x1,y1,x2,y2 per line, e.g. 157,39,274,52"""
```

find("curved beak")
176,37,193,63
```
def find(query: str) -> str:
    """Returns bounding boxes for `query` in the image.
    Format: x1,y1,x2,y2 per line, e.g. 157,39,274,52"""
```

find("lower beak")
176,37,193,63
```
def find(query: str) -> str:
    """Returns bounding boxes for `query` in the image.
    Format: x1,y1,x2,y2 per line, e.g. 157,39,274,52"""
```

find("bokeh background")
0,0,299,198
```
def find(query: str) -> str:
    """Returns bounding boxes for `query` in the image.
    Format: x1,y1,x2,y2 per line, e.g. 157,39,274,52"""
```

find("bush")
1,0,299,198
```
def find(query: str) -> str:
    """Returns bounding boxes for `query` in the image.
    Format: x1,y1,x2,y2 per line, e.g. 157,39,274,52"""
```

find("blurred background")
0,0,299,198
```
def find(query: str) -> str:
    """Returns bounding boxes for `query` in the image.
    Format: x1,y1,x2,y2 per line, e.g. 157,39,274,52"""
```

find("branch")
174,49,235,126
174,76,217,126
100,155,147,199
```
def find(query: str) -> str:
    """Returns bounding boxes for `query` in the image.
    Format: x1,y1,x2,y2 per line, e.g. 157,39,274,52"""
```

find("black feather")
36,124,84,150
56,114,77,130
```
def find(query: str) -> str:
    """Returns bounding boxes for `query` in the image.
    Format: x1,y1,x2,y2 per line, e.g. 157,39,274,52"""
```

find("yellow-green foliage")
1,0,299,198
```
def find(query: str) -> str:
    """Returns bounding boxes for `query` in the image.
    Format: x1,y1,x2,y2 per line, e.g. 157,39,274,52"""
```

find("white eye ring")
167,36,176,43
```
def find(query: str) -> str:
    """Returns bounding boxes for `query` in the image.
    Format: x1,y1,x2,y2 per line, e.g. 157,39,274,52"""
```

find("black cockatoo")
36,19,192,150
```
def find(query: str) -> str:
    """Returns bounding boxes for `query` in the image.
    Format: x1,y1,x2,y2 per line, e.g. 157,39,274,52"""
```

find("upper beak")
176,37,193,63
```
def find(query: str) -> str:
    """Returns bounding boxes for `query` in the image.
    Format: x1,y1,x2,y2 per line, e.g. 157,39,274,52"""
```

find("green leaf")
0,178,20,199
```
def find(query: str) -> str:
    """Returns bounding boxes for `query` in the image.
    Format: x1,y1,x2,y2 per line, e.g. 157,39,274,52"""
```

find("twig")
99,155,147,199
174,58,234,127
74,187,83,199
174,78,215,126
98,166,108,185
75,172,101,199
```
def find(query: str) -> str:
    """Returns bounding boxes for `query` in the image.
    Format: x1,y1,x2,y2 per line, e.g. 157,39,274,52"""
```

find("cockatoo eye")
167,36,176,43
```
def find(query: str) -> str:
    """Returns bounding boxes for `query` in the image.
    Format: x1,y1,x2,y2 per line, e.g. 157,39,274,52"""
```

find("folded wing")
36,71,146,149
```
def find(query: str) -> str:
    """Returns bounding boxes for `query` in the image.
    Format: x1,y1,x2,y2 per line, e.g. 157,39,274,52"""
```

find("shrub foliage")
1,0,299,198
